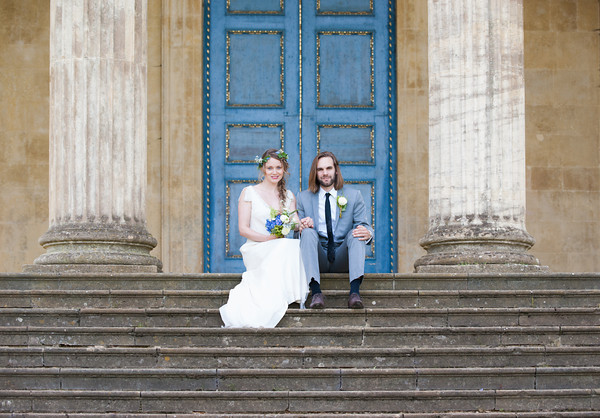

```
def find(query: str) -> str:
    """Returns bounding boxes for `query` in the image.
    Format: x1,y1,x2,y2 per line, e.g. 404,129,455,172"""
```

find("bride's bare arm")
288,193,300,230
238,188,277,242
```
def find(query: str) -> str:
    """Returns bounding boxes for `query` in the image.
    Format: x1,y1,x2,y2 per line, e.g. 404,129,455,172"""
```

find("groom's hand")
299,217,314,232
353,225,372,241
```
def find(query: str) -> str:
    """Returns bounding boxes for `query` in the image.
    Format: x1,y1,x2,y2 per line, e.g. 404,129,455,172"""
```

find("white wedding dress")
219,186,309,328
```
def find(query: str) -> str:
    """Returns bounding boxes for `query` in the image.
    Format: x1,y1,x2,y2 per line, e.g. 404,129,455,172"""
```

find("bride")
219,148,309,328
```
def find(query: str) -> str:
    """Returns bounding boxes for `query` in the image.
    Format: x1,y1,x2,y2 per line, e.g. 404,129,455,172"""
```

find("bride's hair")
260,148,290,204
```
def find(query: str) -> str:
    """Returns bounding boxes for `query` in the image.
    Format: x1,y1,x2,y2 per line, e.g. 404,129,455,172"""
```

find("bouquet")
266,208,298,238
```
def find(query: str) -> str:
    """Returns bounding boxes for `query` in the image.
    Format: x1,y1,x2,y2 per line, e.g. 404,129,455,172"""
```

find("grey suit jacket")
297,186,374,245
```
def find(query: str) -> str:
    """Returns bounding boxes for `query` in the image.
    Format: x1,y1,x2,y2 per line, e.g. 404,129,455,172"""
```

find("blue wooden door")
203,0,396,273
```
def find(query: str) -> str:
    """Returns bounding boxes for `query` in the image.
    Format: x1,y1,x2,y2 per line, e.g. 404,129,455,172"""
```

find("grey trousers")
299,228,366,284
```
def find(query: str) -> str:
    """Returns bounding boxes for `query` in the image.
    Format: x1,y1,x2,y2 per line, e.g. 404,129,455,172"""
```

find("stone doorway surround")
159,1,205,273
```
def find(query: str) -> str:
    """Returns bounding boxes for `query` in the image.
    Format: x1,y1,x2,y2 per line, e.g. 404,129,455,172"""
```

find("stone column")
28,0,161,272
414,0,544,272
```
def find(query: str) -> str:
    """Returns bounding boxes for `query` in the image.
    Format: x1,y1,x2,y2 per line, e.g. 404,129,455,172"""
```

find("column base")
415,259,549,274
23,264,158,273
414,225,548,273
29,222,163,273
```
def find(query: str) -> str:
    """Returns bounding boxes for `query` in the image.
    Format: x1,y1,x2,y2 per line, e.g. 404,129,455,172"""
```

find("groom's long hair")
308,151,344,193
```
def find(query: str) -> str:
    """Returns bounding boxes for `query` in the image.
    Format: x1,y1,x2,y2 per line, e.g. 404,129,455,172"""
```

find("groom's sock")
350,276,363,295
309,279,322,295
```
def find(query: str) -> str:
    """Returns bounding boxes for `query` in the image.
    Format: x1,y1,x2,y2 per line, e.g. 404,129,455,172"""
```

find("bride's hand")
298,217,314,232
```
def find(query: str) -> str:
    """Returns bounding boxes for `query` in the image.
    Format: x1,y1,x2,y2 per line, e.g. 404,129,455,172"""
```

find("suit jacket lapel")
334,188,341,233
311,191,319,225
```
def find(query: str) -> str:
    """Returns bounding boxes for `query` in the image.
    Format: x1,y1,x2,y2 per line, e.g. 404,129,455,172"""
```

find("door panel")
227,0,285,15
317,0,373,15
227,31,284,107
317,124,374,164
204,0,395,272
301,1,394,271
317,31,373,108
226,124,285,163
205,0,300,272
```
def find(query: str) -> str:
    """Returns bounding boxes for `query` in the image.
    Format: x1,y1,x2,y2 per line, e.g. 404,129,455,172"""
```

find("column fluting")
414,0,544,272
30,0,161,272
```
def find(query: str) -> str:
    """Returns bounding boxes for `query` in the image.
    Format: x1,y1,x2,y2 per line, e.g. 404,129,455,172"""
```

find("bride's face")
262,158,285,185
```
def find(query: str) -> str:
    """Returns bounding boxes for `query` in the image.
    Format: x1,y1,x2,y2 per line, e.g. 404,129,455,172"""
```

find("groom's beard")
318,176,335,188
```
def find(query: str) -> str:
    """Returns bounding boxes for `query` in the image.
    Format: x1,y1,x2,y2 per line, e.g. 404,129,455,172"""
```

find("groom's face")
316,156,336,189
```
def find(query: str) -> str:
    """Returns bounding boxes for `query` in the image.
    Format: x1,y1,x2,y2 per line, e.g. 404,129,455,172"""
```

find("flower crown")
255,149,288,168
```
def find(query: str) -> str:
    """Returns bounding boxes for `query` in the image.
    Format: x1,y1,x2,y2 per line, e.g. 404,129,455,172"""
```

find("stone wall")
158,1,205,273
0,0,50,271
524,0,599,271
0,0,598,273
396,0,429,272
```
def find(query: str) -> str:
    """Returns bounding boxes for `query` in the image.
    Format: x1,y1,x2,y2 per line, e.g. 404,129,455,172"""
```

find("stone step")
3,414,600,418
1,272,599,291
1,272,598,416
4,289,600,309
2,414,600,418
2,366,600,392
1,307,598,328
4,345,600,369
4,415,600,418
1,325,598,348
0,389,598,414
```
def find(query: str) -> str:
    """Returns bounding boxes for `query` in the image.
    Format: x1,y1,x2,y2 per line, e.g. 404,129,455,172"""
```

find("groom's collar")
318,187,338,199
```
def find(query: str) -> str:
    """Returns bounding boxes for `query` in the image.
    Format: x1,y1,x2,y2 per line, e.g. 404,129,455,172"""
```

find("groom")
297,151,374,309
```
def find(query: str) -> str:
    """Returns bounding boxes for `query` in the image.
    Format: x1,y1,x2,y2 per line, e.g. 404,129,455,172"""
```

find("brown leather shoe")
309,292,325,309
348,292,364,309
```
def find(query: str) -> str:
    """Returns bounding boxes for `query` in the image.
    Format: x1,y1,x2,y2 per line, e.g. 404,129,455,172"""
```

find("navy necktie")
325,192,335,263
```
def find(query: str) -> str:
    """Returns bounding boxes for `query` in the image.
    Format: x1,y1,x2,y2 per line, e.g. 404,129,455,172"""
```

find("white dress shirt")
318,187,338,238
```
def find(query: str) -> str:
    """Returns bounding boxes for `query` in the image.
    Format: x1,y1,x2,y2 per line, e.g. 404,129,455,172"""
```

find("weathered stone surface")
23,264,158,274
536,367,600,390
40,347,159,369
31,0,161,273
3,272,600,291
416,1,545,273
139,391,289,413
413,346,546,369
132,327,364,349
416,368,535,391
0,391,33,412
29,390,141,413
218,369,341,392
494,389,594,412
286,390,497,413
2,272,600,415
34,224,161,271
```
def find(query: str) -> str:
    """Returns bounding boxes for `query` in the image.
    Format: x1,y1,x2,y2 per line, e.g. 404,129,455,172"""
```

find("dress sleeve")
239,186,253,202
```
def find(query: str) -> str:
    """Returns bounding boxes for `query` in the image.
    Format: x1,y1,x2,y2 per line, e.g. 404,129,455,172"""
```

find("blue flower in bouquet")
266,208,298,238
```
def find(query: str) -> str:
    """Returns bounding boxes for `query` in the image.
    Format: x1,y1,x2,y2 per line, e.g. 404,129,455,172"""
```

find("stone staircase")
0,272,599,416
